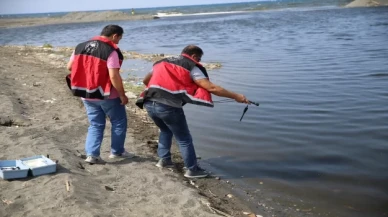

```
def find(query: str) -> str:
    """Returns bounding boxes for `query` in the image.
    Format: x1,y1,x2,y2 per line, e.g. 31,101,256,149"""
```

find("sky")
0,0,259,15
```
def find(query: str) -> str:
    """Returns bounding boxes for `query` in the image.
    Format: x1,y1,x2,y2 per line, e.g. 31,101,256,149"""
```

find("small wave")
368,73,388,77
371,22,388,26
248,5,340,12
336,37,354,40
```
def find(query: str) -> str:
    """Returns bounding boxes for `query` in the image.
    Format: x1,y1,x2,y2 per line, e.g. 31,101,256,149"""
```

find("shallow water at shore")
1,6,388,217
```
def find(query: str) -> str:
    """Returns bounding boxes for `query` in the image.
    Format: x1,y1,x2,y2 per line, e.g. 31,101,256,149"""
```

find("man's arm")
143,71,153,85
67,51,75,71
194,78,249,103
66,60,73,71
107,50,128,105
109,68,128,105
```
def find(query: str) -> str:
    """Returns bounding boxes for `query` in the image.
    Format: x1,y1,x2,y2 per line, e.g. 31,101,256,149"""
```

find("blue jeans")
144,101,198,171
83,98,127,157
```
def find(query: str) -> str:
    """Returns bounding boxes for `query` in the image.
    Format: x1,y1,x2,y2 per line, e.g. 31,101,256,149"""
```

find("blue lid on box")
0,160,30,180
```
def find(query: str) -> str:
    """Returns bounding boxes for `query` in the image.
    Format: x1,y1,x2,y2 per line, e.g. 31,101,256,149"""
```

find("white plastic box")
20,155,57,177
0,160,30,180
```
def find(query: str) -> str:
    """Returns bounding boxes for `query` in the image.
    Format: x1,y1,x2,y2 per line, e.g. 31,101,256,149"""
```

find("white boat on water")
153,11,249,19
154,12,184,17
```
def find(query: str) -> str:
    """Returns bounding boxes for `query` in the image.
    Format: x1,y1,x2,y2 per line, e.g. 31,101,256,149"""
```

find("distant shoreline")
1,1,388,29
0,11,157,29
345,0,388,7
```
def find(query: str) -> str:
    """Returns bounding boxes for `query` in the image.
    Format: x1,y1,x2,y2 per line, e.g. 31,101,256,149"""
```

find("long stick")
66,180,70,192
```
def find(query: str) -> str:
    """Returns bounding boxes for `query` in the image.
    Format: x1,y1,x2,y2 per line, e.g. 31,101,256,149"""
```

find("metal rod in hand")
240,105,249,121
240,100,259,121
248,100,259,106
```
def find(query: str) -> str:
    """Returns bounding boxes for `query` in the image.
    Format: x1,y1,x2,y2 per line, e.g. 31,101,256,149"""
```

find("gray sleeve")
190,66,207,80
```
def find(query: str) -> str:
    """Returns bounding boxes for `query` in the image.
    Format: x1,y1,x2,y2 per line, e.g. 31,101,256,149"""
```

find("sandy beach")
0,45,264,217
345,0,388,7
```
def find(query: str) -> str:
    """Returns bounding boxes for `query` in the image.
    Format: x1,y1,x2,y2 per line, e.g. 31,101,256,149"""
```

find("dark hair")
100,25,124,37
181,45,203,56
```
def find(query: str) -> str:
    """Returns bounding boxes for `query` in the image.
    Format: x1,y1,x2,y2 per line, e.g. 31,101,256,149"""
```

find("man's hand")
235,94,250,104
120,95,129,105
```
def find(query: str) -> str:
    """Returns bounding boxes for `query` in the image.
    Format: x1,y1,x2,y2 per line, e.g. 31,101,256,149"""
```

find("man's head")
100,25,124,44
181,45,203,62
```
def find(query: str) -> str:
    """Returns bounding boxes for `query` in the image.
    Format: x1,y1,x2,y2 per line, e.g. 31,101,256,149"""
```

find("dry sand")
0,11,157,29
345,0,388,7
0,45,262,217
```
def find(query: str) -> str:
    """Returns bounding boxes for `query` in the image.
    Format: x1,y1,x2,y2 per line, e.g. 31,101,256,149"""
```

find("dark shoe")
184,166,209,178
155,158,174,168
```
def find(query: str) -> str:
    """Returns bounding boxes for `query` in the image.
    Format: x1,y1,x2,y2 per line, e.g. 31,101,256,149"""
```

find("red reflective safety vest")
136,54,213,109
66,36,123,99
